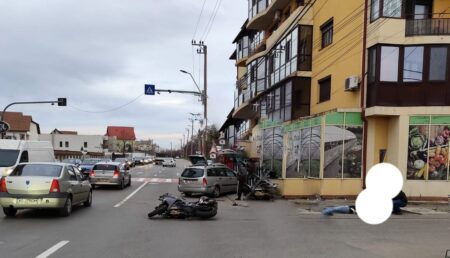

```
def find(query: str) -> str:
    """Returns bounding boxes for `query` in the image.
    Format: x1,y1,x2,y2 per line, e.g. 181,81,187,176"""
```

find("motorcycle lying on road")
148,193,218,219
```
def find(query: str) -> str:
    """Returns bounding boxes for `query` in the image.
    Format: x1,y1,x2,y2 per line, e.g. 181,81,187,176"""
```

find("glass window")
309,126,321,178
371,0,380,21
319,76,331,102
11,164,62,177
343,126,363,178
324,126,344,178
403,46,424,82
383,0,402,17
368,47,377,83
300,128,311,177
0,150,20,167
429,47,448,81
380,46,399,82
286,130,304,178
59,141,63,147
65,141,69,148
181,168,204,178
84,142,88,148
321,19,333,48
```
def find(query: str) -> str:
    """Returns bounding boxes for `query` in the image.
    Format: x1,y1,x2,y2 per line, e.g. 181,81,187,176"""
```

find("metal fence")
406,18,450,36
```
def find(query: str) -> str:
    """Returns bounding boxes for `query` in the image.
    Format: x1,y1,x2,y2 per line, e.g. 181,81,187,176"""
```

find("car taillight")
50,179,60,193
0,177,7,192
113,169,119,178
89,170,95,177
202,178,207,187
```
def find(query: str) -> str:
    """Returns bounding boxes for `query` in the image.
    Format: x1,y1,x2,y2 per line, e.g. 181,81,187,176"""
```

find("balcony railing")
405,18,450,36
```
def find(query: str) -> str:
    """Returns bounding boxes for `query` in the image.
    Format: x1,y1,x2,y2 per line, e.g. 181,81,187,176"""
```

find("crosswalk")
132,177,178,184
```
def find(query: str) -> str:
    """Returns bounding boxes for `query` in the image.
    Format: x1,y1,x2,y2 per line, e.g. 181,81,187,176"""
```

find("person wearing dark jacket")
392,190,408,214
235,161,248,200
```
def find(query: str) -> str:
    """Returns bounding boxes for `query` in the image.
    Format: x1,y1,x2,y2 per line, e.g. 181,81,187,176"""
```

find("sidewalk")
290,198,450,214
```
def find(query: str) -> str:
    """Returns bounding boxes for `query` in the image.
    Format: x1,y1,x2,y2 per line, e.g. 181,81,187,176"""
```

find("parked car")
132,157,143,166
0,162,92,217
89,162,131,189
178,156,237,197
0,140,55,176
162,158,176,167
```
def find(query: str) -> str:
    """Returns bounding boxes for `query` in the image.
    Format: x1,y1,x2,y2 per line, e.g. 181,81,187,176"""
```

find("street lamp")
180,70,201,94
180,70,207,157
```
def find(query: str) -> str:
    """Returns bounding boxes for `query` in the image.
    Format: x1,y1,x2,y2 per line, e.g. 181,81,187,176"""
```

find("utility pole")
186,128,190,157
192,40,207,157
188,113,200,155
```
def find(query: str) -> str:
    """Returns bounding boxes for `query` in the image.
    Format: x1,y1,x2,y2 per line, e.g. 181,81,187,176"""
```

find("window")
67,167,77,181
429,47,448,81
84,142,88,148
371,0,403,21
383,0,402,17
380,46,399,82
59,141,63,147
285,40,291,61
403,46,424,82
19,151,29,163
65,141,69,148
319,76,331,103
368,47,377,83
320,19,333,48
371,0,380,21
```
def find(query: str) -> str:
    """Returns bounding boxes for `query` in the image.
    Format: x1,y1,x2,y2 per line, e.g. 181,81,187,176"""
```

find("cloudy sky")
0,0,247,149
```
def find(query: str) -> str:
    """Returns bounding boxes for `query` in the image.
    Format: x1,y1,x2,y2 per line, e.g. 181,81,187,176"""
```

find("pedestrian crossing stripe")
132,178,178,183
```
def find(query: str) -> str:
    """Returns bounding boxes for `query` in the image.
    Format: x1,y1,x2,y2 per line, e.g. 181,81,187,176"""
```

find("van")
0,140,55,176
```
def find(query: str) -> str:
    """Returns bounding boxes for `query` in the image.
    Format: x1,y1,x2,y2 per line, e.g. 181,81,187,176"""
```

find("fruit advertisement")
407,125,449,180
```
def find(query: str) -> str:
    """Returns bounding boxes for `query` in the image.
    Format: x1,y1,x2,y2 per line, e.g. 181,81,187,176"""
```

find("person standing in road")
235,160,248,201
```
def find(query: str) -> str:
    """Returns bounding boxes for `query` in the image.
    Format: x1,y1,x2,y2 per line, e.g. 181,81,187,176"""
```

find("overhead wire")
202,0,223,41
192,0,207,40
69,93,144,114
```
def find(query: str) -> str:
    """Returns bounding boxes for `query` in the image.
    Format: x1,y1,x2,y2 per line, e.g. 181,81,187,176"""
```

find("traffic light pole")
0,98,67,139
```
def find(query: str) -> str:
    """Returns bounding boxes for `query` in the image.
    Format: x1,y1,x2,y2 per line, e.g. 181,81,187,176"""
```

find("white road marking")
138,178,144,182
36,241,69,258
114,182,149,208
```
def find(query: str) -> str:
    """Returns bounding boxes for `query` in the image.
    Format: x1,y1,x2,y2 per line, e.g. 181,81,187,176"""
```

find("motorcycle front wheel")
148,204,168,218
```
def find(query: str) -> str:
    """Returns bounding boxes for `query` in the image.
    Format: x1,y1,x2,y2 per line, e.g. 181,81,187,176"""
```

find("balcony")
236,75,248,90
233,89,257,119
406,18,450,36
247,0,290,30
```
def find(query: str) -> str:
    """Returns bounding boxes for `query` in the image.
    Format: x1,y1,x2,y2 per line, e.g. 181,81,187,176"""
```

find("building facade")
0,112,40,140
221,0,450,199
39,129,106,160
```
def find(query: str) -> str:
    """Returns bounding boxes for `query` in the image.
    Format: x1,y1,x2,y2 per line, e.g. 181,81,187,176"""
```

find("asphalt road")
0,159,449,258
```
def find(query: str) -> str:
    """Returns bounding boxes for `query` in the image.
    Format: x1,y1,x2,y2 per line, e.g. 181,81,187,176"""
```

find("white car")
162,158,176,167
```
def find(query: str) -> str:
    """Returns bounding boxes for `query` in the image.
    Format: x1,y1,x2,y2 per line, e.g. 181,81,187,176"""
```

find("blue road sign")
145,84,155,95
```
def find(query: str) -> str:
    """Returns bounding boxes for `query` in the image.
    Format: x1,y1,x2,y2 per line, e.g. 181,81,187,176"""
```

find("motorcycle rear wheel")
148,204,168,218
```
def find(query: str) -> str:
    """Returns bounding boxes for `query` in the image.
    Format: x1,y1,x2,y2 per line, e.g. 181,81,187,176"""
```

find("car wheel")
60,197,72,217
119,179,125,189
212,186,220,198
3,207,17,217
84,191,92,207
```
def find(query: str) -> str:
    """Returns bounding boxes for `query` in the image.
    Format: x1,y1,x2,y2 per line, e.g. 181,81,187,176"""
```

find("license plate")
17,199,38,205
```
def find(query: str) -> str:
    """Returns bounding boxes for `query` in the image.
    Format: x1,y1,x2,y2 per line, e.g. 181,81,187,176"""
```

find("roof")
106,126,136,141
52,129,78,135
0,112,34,132
229,50,237,60
232,19,250,43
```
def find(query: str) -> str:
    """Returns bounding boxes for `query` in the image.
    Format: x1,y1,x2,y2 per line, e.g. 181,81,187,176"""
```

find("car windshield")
10,164,62,177
181,168,204,178
0,150,19,167
93,164,116,171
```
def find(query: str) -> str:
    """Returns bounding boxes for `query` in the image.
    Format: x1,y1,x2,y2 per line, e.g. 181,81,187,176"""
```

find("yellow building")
220,0,450,200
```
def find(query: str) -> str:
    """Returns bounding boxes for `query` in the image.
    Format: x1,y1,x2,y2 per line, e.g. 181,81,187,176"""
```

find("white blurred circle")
366,163,403,198
356,190,393,225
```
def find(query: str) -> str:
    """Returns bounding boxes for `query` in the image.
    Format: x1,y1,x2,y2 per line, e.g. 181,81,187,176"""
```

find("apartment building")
221,0,449,199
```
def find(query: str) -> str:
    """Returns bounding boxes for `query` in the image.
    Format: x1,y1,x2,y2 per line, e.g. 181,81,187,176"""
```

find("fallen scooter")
148,193,218,219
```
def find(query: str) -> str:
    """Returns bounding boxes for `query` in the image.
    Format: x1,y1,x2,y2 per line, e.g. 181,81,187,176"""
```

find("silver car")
89,162,131,189
0,162,92,217
178,162,238,197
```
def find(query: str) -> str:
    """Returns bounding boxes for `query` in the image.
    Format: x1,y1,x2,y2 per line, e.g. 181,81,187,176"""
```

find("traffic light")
57,98,67,106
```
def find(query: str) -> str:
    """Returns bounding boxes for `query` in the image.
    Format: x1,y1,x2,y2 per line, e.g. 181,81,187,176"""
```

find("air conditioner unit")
345,75,360,91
